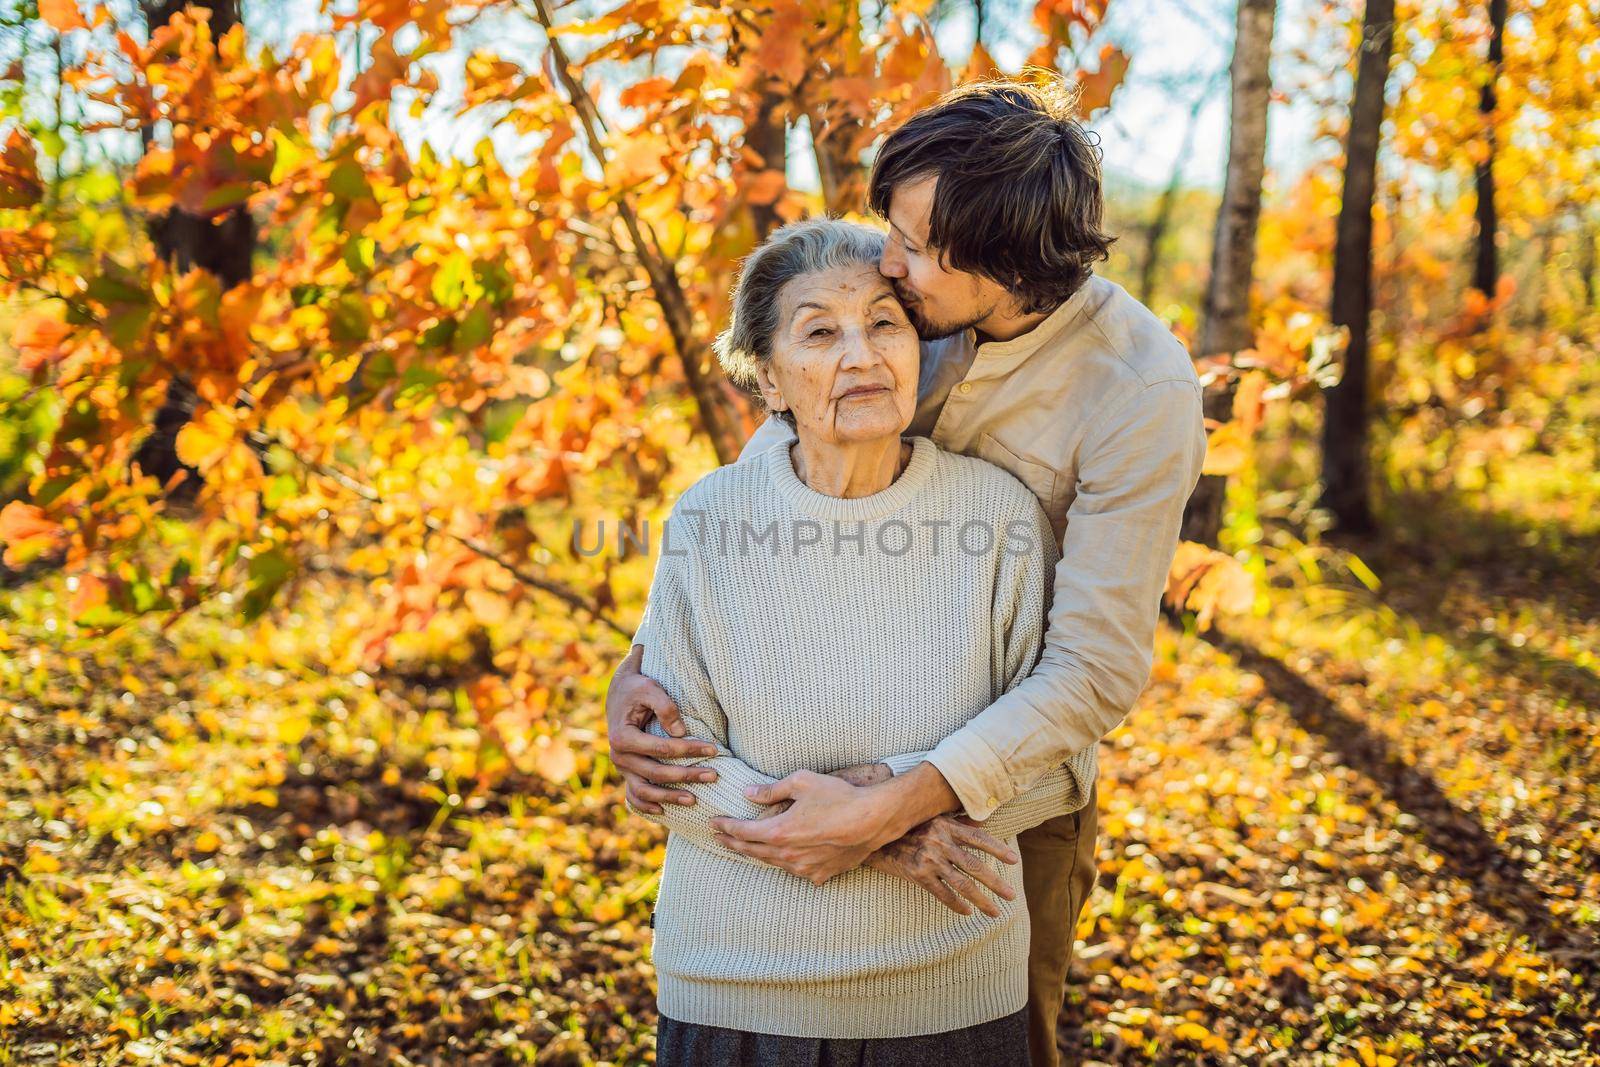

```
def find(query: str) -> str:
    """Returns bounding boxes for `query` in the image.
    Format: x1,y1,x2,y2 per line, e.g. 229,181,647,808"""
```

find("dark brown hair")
867,76,1116,315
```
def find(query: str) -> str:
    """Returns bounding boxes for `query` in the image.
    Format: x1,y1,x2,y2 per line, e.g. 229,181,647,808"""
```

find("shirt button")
958,383,972,395
987,794,998,806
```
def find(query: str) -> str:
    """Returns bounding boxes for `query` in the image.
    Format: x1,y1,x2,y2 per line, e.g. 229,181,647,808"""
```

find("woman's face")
755,262,920,447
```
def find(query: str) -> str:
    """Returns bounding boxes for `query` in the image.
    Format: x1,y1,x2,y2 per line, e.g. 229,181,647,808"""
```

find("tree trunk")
810,111,865,216
130,0,255,501
747,86,788,242
1320,0,1395,536
1582,219,1598,310
1138,91,1208,307
1472,0,1506,301
1183,0,1276,546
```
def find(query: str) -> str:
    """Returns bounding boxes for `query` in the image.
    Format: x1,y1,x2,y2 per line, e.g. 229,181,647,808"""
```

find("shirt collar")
963,275,1103,377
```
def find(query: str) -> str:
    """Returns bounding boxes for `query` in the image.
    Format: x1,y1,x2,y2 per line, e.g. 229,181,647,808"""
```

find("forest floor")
2,359,1597,1066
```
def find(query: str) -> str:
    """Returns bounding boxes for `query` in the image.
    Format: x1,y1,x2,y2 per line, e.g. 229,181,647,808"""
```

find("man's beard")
894,283,980,342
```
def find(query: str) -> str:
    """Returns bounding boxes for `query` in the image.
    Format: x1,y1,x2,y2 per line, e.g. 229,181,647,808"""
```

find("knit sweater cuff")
925,730,1014,822
881,751,927,777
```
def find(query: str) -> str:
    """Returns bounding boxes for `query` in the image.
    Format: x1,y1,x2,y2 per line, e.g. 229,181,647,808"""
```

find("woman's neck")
790,435,912,498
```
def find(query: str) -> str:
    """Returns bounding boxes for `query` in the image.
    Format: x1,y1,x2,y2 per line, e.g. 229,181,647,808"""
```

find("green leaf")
419,318,456,350
242,547,294,620
327,160,371,202
399,364,445,397
263,474,298,509
199,181,255,214
329,293,372,343
431,252,473,310
473,260,513,305
290,284,325,307
453,302,494,353
482,399,529,445
343,235,376,275
86,275,151,306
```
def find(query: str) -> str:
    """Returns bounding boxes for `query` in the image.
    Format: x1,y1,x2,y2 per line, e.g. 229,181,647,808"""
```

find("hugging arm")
867,495,1085,846
920,378,1208,820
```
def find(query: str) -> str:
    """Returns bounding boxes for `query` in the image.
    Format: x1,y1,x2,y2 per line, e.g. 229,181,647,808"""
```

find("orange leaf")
464,587,511,626
0,501,64,567
1231,370,1268,436
534,733,577,782
620,76,674,110
1075,46,1129,116
70,573,109,618
0,128,43,209
609,131,669,190
745,169,788,206
10,308,72,371
39,0,88,33
964,41,1001,83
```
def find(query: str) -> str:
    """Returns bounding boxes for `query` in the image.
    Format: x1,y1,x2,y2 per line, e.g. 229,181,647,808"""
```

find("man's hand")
866,817,1019,917
711,761,963,885
606,645,719,814
710,770,897,885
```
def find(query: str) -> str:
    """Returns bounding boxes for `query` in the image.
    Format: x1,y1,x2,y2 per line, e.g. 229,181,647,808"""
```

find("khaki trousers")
1018,780,1099,1067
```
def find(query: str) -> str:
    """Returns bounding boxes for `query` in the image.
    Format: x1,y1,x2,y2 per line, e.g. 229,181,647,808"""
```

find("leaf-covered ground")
3,365,1597,1066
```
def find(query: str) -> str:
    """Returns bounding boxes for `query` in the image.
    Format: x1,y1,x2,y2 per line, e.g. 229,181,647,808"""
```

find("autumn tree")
1,0,1233,781
1320,0,1396,535
1470,0,1506,311
128,0,257,501
1184,0,1277,546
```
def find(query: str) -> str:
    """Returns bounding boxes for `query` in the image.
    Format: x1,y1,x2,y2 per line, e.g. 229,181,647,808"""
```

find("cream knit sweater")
630,435,1097,1039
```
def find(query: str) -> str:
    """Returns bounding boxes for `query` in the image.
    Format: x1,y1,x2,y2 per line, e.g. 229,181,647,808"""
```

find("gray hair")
713,217,888,428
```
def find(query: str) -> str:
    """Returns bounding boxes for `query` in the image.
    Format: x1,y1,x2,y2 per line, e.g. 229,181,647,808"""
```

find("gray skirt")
655,1007,1030,1067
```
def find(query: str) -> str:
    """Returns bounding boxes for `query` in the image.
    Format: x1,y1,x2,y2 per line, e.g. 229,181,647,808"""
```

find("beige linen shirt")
737,273,1207,820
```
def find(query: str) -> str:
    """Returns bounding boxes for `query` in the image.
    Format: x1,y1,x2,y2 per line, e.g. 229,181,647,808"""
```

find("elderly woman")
628,218,1090,1066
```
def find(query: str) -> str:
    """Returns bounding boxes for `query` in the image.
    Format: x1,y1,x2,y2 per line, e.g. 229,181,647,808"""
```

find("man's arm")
918,377,1208,821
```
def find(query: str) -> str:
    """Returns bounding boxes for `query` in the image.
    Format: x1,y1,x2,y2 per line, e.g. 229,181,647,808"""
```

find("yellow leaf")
1172,1021,1228,1053
194,831,222,853
25,850,60,874
1202,420,1250,476
464,587,511,626
174,407,240,473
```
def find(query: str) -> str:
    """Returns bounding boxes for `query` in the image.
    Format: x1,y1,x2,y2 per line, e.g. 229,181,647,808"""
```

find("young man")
605,78,1207,1067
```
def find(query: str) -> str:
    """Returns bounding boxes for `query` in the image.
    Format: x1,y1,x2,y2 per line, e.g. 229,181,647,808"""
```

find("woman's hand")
606,645,719,813
865,817,1019,917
